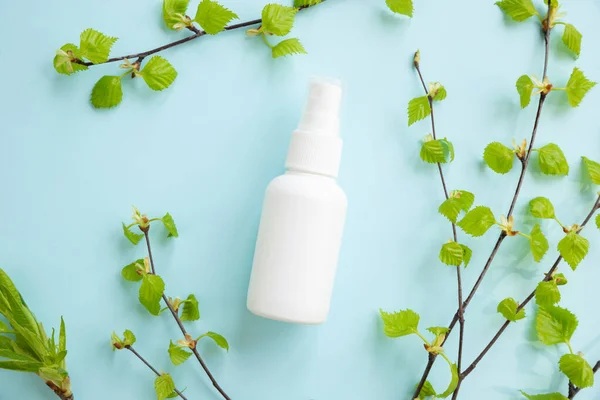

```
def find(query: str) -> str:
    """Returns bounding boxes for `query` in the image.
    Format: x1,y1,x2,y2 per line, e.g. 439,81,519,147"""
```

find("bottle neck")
285,168,337,180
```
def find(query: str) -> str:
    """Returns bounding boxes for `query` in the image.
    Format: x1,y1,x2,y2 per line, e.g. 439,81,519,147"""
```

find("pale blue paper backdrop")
1,0,600,399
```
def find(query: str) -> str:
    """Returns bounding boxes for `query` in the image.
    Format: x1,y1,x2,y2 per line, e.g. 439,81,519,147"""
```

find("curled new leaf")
516,75,534,108
460,244,472,267
180,294,200,321
162,213,179,237
163,0,191,30
54,44,88,75
194,0,238,34
557,232,589,270
418,381,437,398
537,144,569,176
379,309,419,338
122,223,144,245
483,142,514,174
565,68,596,107
457,206,496,237
497,297,525,322
437,362,459,398
408,96,431,126
198,332,229,351
261,4,298,36
139,56,178,91
385,0,413,17
122,259,145,282
91,76,123,109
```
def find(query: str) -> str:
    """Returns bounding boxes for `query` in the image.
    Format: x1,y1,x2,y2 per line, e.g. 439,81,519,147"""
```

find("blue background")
1,0,600,398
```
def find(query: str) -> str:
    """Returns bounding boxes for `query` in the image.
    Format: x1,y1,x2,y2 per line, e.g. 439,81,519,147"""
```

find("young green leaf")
163,0,190,29
54,44,88,75
429,82,447,101
562,24,582,57
139,56,178,91
438,190,475,223
559,354,594,389
122,259,145,282
198,332,229,351
497,298,525,322
582,156,600,184
155,374,176,400
536,305,578,345
420,140,445,164
535,281,560,308
426,326,449,336
408,96,431,126
122,223,144,245
529,197,555,219
520,392,568,400
261,4,298,36
439,242,464,266
440,139,454,162
418,380,437,398
0,359,43,372
457,206,496,237
495,0,538,21
483,142,515,174
272,38,307,58
596,214,600,230
554,273,568,286
193,0,238,34
385,0,413,17
516,75,534,108
79,29,118,64
139,275,165,316
379,309,420,338
59,317,66,355
91,76,123,109
459,244,472,267
565,68,596,107
530,224,549,262
294,0,322,6
123,330,136,346
180,294,200,321
0,321,13,334
437,363,459,398
557,232,589,270
537,144,569,176
168,341,192,365
162,213,179,237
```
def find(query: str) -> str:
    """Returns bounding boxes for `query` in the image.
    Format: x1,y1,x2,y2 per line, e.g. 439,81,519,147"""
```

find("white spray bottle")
246,77,347,324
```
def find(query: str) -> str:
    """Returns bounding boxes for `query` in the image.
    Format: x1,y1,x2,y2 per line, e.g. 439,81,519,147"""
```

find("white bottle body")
247,170,347,324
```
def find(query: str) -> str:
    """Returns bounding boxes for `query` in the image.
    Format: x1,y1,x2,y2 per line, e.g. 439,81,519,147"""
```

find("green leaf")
0,359,43,372
385,0,413,16
420,140,445,164
582,156,600,184
520,391,568,400
162,213,179,237
180,294,200,322
163,0,190,30
379,309,420,338
559,353,594,388
198,332,229,351
438,190,475,223
0,320,13,334
431,84,447,101
272,38,307,58
516,75,534,108
535,281,560,308
557,232,589,270
122,259,145,282
554,273,568,286
261,4,298,36
460,244,472,267
91,76,123,109
426,326,449,336
79,29,118,64
596,214,600,230
457,206,496,237
139,275,165,316
54,44,88,75
294,0,322,6
123,329,136,346
529,197,555,219
483,142,515,174
139,56,178,91
530,224,549,262
495,0,538,21
441,139,454,162
59,317,66,354
497,298,525,322
438,363,459,398
155,374,176,400
439,242,464,266
536,305,578,345
417,380,437,398
562,24,582,57
408,96,431,126
538,144,569,176
194,0,238,34
168,341,192,365
565,68,596,107
122,223,144,245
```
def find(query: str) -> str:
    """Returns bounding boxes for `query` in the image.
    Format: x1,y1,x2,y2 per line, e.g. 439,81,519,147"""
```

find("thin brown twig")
76,1,327,67
569,361,600,398
412,59,465,399
460,195,600,380
412,2,554,396
126,346,188,400
143,230,232,400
